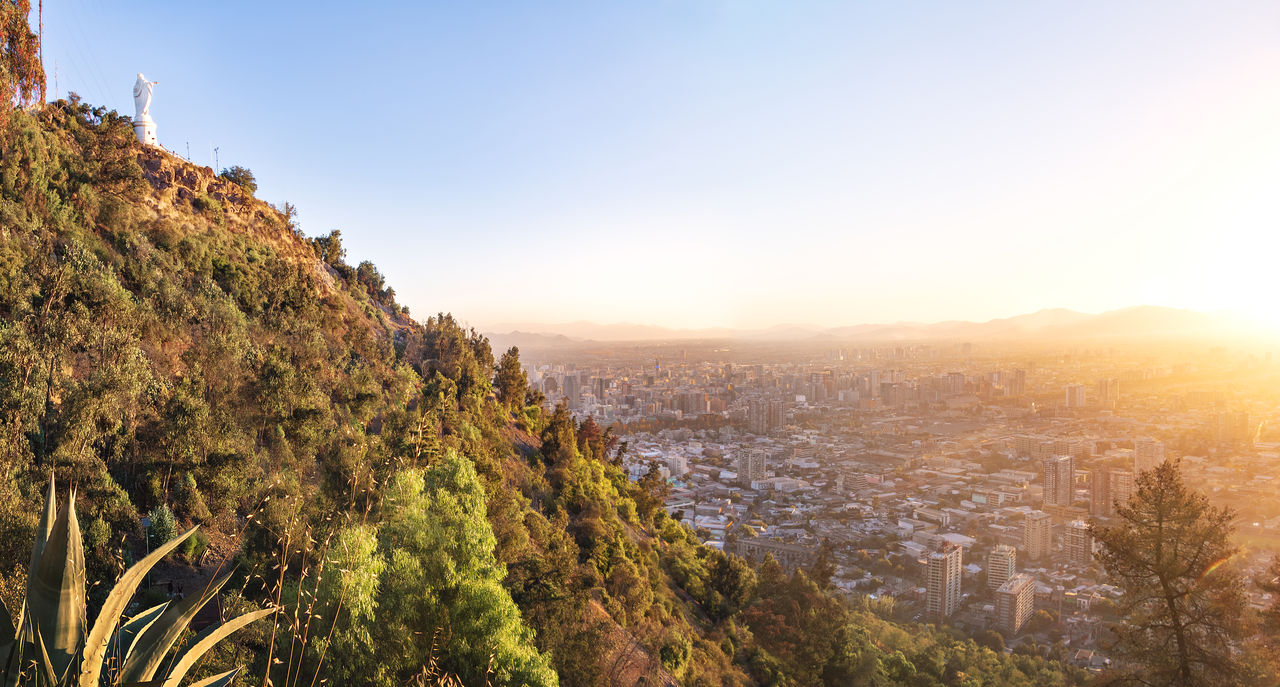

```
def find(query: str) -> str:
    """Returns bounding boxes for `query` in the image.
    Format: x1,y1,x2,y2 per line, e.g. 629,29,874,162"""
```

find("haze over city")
40,0,1280,331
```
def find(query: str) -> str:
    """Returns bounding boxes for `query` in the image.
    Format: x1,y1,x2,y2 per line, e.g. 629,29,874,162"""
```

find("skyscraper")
1096,377,1120,409
747,399,769,435
561,374,581,410
1023,511,1052,561
1009,369,1027,398
1064,384,1087,408
1089,468,1110,516
1065,520,1094,565
995,574,1035,635
987,545,1016,591
1134,439,1165,474
1093,467,1134,516
1109,469,1134,514
926,544,963,619
747,399,787,435
736,449,766,486
1042,455,1073,507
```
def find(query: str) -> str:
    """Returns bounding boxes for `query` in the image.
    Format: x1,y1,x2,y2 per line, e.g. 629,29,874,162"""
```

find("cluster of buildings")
523,341,1278,666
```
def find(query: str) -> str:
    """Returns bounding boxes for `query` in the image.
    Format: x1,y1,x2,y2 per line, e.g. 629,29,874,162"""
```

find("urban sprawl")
519,340,1280,672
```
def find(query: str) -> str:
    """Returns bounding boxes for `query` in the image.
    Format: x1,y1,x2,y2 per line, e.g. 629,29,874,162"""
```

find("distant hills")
487,306,1265,347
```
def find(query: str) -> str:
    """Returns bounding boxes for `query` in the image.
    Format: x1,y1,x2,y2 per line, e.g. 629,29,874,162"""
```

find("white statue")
132,73,159,146
133,73,158,121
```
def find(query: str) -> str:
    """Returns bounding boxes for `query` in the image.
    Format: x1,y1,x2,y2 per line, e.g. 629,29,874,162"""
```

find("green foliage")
1091,460,1256,687
178,528,209,563
217,165,257,195
147,504,176,551
0,475,272,687
315,455,556,687
493,347,529,414
0,0,44,112
192,192,224,223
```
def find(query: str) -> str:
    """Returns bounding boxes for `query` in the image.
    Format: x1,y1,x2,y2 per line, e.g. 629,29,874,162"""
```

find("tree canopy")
1090,460,1256,687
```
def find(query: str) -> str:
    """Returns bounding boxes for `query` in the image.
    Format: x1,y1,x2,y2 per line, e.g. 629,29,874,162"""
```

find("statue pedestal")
133,116,157,147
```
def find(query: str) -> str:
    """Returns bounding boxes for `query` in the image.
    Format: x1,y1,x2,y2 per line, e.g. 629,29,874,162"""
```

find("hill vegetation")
0,79,1087,687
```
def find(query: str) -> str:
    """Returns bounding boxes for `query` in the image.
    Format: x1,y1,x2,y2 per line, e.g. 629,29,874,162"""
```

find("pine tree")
493,346,528,413
1089,460,1254,687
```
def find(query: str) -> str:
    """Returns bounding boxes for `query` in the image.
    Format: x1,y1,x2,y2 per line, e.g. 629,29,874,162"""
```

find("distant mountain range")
487,306,1266,347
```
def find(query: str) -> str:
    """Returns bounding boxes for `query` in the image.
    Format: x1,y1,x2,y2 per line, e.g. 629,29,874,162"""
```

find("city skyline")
40,1,1280,330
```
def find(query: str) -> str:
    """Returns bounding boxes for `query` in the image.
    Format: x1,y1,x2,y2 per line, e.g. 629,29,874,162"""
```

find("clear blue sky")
43,1,1280,330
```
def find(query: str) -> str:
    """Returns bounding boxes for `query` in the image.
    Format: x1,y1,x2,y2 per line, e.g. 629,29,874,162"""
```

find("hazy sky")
44,1,1280,331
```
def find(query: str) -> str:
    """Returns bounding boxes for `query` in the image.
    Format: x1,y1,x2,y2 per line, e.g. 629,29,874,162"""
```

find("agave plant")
0,475,276,687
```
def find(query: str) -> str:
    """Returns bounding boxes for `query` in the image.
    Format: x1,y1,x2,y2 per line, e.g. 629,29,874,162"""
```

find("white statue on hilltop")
132,73,159,147
133,73,158,120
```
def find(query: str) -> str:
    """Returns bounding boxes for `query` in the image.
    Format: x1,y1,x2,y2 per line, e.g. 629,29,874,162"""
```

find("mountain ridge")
488,306,1261,346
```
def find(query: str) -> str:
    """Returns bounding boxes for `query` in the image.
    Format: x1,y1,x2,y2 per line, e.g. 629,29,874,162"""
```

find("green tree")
311,229,347,268
493,346,529,413
147,503,176,550
632,462,669,523
314,525,388,686
218,165,258,194
976,629,1005,652
378,454,556,687
1257,554,1280,636
1090,460,1254,687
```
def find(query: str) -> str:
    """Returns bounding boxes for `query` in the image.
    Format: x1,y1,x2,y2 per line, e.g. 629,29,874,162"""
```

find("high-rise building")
926,544,963,619
1093,467,1134,516
747,400,769,435
995,574,1035,635
1023,511,1052,561
1109,469,1134,513
736,449,766,486
562,374,581,410
1089,468,1109,516
1065,520,1094,565
747,399,788,435
1096,378,1120,410
1214,410,1253,447
1042,455,1073,507
1009,369,1027,398
987,545,1017,591
1064,384,1087,408
1134,440,1165,474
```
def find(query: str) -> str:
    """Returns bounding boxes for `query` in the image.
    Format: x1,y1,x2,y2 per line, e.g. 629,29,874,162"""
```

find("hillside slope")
0,100,1086,687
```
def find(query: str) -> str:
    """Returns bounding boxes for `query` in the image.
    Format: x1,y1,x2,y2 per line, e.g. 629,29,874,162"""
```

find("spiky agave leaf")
33,625,61,687
111,603,169,668
27,491,86,682
21,472,58,649
0,597,14,654
119,570,234,683
27,474,57,590
78,527,198,687
157,607,276,687
186,667,239,687
0,597,18,687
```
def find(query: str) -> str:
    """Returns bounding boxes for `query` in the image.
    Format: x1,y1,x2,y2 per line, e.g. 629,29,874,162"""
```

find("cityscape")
511,334,1280,671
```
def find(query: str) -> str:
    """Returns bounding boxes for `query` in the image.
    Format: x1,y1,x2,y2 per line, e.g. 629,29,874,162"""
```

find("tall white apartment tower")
926,544,963,619
1042,455,1074,507
1023,510,1052,561
987,545,1017,592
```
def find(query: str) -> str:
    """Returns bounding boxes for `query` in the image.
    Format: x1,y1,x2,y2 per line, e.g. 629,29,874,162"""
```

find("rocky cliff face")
133,146,347,294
